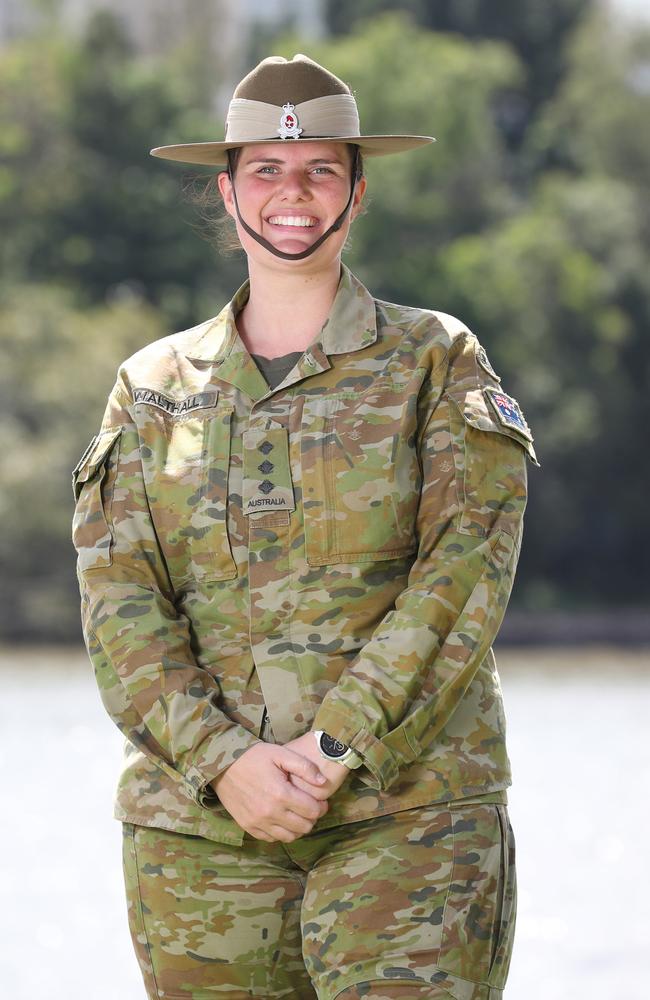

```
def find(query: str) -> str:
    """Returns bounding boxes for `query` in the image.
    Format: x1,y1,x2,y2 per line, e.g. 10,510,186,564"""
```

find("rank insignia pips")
242,427,295,514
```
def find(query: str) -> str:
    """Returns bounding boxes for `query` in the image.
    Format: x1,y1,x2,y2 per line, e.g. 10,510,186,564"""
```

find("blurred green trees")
292,9,650,610
325,0,592,114
0,11,244,638
1,3,648,639
0,11,242,319
0,285,166,638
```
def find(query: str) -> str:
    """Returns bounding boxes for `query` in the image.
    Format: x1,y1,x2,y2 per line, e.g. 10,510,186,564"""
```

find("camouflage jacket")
72,265,538,846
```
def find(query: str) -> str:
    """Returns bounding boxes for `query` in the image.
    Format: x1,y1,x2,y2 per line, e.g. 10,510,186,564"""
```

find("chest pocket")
142,405,237,588
300,388,420,566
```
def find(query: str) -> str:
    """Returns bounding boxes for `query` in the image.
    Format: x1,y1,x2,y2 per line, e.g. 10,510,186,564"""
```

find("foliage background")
1,0,648,641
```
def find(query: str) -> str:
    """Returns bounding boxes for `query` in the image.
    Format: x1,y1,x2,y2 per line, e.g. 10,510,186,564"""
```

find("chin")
273,241,316,254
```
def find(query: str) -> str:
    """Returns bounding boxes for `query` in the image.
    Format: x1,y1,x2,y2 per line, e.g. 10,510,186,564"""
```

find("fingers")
274,747,326,787
215,744,331,843
247,789,327,842
248,826,275,842
250,814,319,844
268,823,304,844
281,781,329,822
263,790,325,833
241,784,326,843
289,773,330,800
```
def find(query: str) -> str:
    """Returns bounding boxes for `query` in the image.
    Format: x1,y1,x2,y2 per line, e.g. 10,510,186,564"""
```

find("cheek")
233,180,273,216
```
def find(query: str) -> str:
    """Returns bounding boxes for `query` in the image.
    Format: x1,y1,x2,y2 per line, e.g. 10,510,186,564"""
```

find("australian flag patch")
484,387,533,442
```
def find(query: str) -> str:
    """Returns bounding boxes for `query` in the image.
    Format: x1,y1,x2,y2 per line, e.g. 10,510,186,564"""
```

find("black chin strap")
227,147,360,261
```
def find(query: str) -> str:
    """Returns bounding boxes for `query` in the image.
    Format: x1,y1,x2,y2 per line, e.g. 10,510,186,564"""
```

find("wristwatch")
313,730,363,769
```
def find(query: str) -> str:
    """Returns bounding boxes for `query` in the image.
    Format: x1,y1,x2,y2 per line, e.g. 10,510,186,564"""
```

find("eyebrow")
244,156,345,165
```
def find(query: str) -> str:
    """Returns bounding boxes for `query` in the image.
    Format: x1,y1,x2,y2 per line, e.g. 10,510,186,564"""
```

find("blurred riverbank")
1,644,648,999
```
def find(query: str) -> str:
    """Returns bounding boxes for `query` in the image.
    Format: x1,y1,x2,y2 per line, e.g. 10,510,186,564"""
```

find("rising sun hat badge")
277,102,303,139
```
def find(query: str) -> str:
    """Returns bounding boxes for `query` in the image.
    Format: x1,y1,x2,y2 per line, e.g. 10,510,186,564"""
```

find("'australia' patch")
484,387,533,442
133,387,218,417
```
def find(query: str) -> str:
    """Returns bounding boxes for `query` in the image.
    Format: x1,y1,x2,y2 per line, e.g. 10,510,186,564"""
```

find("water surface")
1,645,648,999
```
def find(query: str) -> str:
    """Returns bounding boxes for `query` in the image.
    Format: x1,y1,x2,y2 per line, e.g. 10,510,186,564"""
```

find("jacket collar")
184,263,378,364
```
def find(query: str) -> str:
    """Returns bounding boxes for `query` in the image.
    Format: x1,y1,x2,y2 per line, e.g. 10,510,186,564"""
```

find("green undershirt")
251,350,303,390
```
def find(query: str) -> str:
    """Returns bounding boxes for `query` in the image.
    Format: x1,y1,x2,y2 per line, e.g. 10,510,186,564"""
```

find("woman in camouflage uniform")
73,54,538,1000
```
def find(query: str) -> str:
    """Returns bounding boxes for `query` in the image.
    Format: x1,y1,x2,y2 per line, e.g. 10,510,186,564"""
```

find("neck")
237,258,342,358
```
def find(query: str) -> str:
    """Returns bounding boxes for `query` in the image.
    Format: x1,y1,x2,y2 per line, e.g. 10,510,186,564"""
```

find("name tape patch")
134,388,218,416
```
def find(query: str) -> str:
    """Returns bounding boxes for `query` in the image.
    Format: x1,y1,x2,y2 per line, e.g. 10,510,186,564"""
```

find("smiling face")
217,140,366,269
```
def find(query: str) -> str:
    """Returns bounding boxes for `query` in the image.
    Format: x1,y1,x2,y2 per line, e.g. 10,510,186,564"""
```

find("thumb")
274,748,327,785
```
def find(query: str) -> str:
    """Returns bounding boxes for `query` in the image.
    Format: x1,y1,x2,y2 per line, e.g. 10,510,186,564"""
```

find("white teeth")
268,216,317,227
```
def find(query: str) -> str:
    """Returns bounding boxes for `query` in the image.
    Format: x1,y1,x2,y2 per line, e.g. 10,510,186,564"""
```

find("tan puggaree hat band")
225,94,360,142
150,53,435,167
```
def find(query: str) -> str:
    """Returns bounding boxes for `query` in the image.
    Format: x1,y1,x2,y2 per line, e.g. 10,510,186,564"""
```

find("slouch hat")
150,53,435,167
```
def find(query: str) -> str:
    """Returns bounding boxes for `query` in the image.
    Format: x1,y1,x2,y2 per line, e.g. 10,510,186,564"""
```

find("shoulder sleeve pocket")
72,428,122,570
447,389,534,538
460,386,539,466
72,428,122,500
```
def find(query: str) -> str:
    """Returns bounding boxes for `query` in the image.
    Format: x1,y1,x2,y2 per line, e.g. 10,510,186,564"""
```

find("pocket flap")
448,387,539,467
72,427,122,500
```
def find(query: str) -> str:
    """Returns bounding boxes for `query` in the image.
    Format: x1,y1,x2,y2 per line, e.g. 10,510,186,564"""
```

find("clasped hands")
210,731,351,843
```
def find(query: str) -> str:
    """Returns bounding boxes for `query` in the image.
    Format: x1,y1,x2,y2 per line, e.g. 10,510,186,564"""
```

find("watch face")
320,732,349,758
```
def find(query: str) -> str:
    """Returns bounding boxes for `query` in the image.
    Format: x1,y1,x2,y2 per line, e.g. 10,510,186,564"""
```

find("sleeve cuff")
183,726,262,807
311,705,415,792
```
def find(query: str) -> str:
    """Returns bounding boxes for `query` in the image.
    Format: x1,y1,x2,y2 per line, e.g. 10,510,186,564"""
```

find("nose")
279,167,312,201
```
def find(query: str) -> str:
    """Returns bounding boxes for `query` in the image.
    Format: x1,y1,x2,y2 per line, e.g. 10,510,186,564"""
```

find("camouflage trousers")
121,801,516,1000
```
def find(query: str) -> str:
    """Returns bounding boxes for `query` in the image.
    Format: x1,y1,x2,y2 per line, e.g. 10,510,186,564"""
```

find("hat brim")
150,134,435,167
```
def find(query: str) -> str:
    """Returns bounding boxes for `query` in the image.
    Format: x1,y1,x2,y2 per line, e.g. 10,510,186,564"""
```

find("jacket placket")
208,340,336,745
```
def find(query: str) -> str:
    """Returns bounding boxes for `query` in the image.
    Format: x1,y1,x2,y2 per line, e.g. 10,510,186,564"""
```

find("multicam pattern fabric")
122,800,516,1000
72,265,538,846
